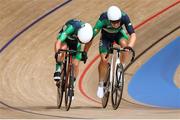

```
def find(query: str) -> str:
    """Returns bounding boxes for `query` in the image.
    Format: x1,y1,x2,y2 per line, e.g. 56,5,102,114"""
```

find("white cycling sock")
99,81,104,87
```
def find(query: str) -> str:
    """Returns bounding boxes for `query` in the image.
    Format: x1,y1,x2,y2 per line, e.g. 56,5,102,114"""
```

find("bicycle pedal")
103,82,107,86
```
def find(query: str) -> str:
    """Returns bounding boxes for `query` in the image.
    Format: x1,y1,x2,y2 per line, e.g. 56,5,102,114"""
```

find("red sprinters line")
78,1,180,103
134,0,180,29
79,55,100,103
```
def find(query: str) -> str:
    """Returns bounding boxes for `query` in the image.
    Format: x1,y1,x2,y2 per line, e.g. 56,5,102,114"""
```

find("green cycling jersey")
56,19,85,60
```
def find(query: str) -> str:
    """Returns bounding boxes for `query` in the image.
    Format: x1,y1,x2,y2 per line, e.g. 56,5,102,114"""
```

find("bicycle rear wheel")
102,64,110,108
65,64,74,111
111,63,124,110
57,67,65,109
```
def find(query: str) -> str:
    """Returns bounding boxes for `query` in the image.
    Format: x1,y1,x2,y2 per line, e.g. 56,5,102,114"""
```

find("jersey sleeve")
93,19,104,38
123,15,135,35
57,25,74,42
92,13,108,38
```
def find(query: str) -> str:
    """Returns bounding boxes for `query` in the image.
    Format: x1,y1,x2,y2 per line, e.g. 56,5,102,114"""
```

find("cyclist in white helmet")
54,19,93,93
84,6,136,98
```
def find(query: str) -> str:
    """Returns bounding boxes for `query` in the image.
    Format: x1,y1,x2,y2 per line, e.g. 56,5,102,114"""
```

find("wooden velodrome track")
0,0,179,119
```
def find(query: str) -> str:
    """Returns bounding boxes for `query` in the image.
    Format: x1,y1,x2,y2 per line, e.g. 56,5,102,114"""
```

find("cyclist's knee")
100,54,108,65
55,43,67,63
73,59,79,67
120,39,128,47
56,53,65,63
74,63,79,69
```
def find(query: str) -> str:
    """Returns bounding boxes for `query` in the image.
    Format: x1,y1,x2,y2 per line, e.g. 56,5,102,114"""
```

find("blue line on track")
0,0,72,53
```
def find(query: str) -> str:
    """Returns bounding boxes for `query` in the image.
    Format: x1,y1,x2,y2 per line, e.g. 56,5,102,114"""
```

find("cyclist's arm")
123,15,136,48
93,19,104,37
84,20,104,52
128,33,136,48
55,25,74,52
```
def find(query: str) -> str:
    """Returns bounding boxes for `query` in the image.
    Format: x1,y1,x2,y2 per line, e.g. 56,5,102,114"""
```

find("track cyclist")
54,19,93,99
84,6,136,98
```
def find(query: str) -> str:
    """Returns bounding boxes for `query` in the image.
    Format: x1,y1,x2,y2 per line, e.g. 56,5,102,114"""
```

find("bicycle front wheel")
57,68,65,109
111,63,124,110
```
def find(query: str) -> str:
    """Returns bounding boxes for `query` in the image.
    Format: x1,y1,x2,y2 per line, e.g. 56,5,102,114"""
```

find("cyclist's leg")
70,58,79,100
71,43,81,81
72,59,79,79
97,55,108,98
99,38,110,85
97,36,111,98
116,29,129,67
54,42,67,81
119,39,128,66
72,58,79,93
99,54,109,84
71,43,81,100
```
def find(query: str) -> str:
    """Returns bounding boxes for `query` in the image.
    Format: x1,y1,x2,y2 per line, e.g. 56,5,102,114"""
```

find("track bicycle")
102,45,135,110
56,49,86,111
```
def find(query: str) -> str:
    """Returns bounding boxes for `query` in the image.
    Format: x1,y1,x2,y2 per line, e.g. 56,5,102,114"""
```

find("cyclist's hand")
124,46,135,62
124,46,133,52
81,51,88,64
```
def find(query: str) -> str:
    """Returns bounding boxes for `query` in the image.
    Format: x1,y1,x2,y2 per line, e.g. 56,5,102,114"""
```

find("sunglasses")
110,20,120,24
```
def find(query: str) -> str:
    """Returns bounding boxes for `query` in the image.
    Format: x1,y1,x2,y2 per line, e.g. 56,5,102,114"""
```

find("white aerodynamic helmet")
77,23,93,44
107,6,122,21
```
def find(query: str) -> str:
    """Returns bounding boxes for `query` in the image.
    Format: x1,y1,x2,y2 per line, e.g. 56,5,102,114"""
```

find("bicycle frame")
63,51,72,86
108,49,121,92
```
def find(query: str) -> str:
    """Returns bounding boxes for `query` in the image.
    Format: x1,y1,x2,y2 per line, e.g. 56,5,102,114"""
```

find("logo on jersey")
128,23,132,26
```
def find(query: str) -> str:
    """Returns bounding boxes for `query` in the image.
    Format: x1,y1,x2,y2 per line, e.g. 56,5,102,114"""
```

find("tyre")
57,82,64,108
111,63,124,110
57,68,65,109
102,63,110,108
